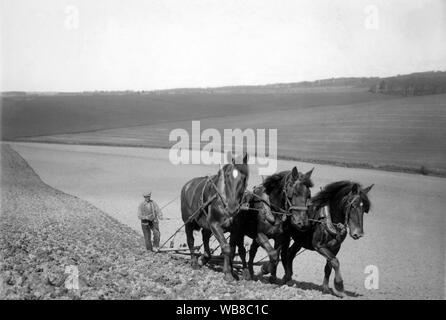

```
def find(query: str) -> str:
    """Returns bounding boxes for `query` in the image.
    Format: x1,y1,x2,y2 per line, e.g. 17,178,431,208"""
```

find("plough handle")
156,194,217,252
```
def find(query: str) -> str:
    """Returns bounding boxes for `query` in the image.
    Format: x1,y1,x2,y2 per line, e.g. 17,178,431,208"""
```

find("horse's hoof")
333,280,345,298
269,276,279,284
332,287,346,298
242,269,252,281
254,272,265,280
224,274,236,282
322,285,331,294
260,262,271,275
191,260,200,270
197,254,209,266
282,276,292,285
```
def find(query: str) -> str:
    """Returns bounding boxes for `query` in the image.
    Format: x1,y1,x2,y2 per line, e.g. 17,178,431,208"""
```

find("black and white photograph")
1,0,445,305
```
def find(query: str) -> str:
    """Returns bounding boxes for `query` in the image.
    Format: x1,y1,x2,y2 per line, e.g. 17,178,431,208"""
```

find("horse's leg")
268,236,287,284
255,233,280,283
322,246,340,294
248,240,259,279
185,223,199,269
229,234,238,276
315,246,345,297
236,238,250,280
210,222,235,281
199,229,212,266
283,241,301,284
257,233,279,263
322,261,332,294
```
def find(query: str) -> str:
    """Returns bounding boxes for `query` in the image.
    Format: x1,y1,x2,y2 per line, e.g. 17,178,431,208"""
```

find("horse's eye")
359,202,363,207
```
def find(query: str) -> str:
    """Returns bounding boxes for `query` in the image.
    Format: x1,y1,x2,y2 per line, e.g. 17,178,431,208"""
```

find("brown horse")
181,153,249,281
281,181,373,297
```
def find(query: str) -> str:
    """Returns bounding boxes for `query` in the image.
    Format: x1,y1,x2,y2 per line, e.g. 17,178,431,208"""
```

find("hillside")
14,94,446,177
1,91,391,140
2,71,445,176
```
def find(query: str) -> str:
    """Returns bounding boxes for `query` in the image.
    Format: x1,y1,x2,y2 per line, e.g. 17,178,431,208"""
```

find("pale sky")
1,0,445,91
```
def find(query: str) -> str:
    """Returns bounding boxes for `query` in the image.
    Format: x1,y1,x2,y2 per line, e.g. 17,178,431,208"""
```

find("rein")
281,173,310,214
319,193,359,237
199,173,246,218
342,193,361,226
199,176,227,215
249,173,312,218
248,191,286,216
282,189,310,212
206,176,229,210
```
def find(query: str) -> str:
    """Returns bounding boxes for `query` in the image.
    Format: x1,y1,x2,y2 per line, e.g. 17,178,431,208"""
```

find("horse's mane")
263,171,285,194
263,170,314,195
311,180,370,212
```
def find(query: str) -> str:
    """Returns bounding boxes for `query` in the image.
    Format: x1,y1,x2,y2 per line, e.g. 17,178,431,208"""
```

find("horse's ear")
216,168,226,195
291,167,299,180
352,183,360,194
243,152,248,164
362,184,374,194
226,151,234,164
304,167,314,179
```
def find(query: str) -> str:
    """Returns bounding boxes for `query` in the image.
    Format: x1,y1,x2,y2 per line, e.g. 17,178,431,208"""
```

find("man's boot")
141,221,153,251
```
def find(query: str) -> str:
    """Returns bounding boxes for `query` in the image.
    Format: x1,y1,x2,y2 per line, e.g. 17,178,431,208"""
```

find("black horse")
230,167,314,281
228,184,282,280
280,181,374,297
181,153,249,281
259,167,314,282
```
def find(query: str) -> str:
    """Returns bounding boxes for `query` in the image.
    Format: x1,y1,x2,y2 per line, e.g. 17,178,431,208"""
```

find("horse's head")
284,167,314,231
343,183,373,240
216,152,249,216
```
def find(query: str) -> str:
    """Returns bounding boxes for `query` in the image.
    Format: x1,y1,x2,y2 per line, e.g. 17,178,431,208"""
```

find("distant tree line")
3,71,445,97
369,71,446,96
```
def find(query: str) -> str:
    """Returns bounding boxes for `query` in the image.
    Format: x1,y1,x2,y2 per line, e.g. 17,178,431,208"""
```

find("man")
138,191,163,251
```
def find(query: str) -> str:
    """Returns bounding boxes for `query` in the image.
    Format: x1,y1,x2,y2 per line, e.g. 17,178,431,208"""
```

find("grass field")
1,90,390,139
2,91,446,175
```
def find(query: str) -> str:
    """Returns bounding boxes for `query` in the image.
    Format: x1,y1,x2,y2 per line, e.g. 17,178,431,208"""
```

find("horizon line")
2,69,445,94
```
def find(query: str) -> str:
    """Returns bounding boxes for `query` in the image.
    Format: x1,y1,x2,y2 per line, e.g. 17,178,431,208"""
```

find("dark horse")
230,167,314,281
181,153,249,281
260,167,314,282
280,181,374,297
227,183,281,280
